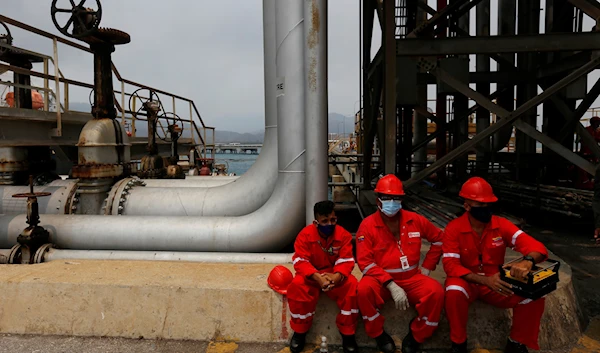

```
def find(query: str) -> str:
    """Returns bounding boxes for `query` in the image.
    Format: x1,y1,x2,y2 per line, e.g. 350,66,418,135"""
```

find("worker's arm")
332,229,356,279
420,215,443,272
292,232,318,279
356,223,394,285
441,225,471,278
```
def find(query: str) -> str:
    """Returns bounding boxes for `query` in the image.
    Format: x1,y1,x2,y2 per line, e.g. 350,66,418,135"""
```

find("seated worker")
443,177,548,353
356,174,444,353
287,200,359,353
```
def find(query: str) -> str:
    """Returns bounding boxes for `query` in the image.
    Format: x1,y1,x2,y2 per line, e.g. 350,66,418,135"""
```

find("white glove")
421,268,431,276
386,281,409,310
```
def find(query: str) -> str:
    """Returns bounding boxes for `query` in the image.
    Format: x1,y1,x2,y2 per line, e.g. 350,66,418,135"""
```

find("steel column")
383,0,397,175
476,0,490,174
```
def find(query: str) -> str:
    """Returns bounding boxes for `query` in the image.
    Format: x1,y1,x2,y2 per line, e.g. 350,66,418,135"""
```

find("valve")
10,176,51,264
51,0,102,39
0,21,13,57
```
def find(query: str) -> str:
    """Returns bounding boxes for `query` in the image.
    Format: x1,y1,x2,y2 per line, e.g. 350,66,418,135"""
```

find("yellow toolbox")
500,258,560,300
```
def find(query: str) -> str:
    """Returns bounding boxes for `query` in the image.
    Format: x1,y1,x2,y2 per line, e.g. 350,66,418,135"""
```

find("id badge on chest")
400,255,410,270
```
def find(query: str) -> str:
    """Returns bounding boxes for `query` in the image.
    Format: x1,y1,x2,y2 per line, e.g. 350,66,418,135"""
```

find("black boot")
504,339,529,353
450,341,468,353
341,334,358,353
401,328,420,353
290,331,307,353
375,331,396,353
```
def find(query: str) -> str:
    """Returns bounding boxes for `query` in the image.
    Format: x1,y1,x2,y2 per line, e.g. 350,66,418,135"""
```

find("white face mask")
378,198,402,217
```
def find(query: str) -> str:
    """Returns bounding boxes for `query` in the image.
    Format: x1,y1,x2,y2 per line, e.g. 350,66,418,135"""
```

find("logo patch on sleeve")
408,232,421,238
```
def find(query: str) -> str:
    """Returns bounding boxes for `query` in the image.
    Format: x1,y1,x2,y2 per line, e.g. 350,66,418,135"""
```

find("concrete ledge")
0,250,581,351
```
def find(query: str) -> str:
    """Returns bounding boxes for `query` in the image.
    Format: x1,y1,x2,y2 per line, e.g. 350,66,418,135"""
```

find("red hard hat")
591,116,600,123
374,174,405,196
459,177,498,203
267,265,293,295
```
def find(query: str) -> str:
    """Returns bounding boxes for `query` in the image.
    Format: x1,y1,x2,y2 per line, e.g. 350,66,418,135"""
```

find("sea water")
213,152,259,175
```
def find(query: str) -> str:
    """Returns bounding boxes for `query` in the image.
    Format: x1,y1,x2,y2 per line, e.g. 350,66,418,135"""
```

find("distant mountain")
328,112,355,135
212,130,264,144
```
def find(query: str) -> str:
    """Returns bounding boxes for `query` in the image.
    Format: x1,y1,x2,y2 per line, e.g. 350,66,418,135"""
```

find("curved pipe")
41,248,291,264
0,0,307,253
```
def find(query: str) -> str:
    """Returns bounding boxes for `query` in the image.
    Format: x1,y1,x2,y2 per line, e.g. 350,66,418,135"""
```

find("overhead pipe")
0,0,307,253
37,248,292,264
304,0,328,223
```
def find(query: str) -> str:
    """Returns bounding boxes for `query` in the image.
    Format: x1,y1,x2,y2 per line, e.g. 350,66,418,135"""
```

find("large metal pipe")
106,0,281,217
304,0,328,223
0,0,307,253
141,177,239,188
41,248,292,264
0,179,78,215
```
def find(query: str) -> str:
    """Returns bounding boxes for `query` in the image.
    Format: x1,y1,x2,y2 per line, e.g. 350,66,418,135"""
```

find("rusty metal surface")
72,164,123,179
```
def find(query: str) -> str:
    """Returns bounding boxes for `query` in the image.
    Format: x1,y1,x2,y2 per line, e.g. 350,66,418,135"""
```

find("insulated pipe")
0,179,78,215
0,0,307,253
304,0,328,223
40,248,292,264
110,0,280,217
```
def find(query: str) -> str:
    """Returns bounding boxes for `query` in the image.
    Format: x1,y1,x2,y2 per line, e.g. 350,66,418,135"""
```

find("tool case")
499,258,560,300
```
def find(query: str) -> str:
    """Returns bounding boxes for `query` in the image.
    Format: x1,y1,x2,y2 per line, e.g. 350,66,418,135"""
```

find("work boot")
401,328,420,353
504,339,529,353
450,341,468,353
375,331,396,353
290,331,307,353
341,334,358,353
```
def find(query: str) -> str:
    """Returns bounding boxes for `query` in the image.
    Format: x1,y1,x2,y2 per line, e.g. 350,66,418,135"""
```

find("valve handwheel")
0,21,13,56
157,112,185,143
51,0,102,39
128,88,163,121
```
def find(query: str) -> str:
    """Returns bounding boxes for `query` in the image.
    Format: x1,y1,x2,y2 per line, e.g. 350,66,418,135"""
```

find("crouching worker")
287,200,359,353
356,175,444,353
443,177,548,353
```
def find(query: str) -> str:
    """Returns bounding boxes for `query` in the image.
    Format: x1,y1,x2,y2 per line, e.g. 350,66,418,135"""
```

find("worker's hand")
421,268,431,277
594,228,600,244
322,272,343,289
386,282,409,310
311,273,332,291
484,272,513,297
509,260,533,280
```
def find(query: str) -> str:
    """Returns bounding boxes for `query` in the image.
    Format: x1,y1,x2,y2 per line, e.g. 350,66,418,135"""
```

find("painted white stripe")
384,264,418,273
362,263,376,274
419,316,439,326
446,285,470,299
512,230,524,246
443,253,460,258
432,242,443,246
289,311,315,320
293,257,309,265
519,298,533,305
340,309,360,315
335,258,355,265
361,312,381,321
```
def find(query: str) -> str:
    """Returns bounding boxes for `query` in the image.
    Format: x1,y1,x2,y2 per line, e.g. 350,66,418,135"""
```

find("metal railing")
0,14,215,163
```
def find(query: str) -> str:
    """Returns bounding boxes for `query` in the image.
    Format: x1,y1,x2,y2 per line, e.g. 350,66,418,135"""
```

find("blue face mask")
378,199,402,217
317,224,336,237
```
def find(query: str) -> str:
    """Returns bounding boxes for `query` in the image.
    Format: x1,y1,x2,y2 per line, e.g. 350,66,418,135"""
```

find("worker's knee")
444,282,470,302
357,277,379,298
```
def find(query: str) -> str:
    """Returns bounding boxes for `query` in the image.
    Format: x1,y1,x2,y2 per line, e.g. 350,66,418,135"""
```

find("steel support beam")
476,0,491,172
396,32,600,56
568,0,600,19
557,78,600,142
383,0,397,174
405,56,600,188
408,0,471,37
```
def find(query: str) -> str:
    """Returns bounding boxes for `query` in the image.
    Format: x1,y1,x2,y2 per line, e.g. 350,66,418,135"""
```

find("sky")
2,0,363,133
2,0,599,134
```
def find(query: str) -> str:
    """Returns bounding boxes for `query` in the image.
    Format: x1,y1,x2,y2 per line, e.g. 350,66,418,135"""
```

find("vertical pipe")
495,0,516,152
413,0,428,175
43,58,49,111
383,0,397,175
304,0,328,223
476,0,490,174
436,0,448,185
52,38,62,136
453,0,469,180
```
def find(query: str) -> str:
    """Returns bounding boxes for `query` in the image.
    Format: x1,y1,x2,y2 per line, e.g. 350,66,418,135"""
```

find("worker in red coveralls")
287,200,359,353
443,177,548,353
582,116,600,156
356,174,444,353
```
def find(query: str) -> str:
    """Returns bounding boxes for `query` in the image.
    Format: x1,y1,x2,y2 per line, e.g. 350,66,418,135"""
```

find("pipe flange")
8,244,21,264
104,177,145,215
33,243,54,264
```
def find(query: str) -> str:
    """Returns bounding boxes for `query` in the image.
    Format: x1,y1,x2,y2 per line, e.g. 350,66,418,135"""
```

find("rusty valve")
9,176,51,264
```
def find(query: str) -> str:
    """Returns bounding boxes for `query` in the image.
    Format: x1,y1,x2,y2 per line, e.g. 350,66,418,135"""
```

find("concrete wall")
0,250,580,351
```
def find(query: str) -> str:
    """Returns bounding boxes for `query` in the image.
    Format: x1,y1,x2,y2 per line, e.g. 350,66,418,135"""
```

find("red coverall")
356,210,444,343
287,224,358,335
443,214,548,349
582,125,600,156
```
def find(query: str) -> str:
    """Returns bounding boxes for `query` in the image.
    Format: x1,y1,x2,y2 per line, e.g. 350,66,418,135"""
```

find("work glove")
421,268,431,276
386,281,409,310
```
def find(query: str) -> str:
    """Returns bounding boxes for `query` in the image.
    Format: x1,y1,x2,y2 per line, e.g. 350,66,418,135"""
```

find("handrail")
0,14,215,161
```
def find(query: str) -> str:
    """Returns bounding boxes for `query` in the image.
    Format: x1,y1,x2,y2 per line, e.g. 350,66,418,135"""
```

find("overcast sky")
3,0,364,133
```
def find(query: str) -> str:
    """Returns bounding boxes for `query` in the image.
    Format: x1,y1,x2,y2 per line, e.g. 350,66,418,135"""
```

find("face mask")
469,206,493,223
378,199,402,217
317,224,336,237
